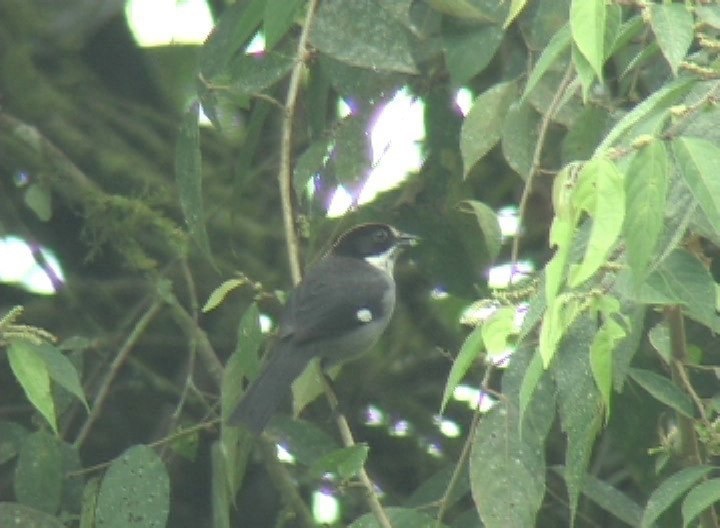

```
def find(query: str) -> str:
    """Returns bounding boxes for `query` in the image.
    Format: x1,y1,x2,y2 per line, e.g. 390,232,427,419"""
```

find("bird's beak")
397,230,420,247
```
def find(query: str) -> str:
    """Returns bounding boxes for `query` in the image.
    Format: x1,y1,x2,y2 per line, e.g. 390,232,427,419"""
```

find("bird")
228,223,418,434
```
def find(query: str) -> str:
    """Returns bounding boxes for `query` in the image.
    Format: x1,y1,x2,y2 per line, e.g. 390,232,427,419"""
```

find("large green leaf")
440,325,483,414
0,503,64,528
263,0,303,50
623,139,669,283
570,0,605,79
595,78,695,153
681,478,720,528
461,81,518,177
200,0,266,79
444,24,503,85
176,102,212,261
673,137,720,239
14,432,63,514
457,200,502,262
648,3,693,76
310,0,417,74
522,24,571,99
7,340,56,434
350,507,448,527
227,50,294,95
470,346,554,528
641,466,713,528
629,368,694,419
95,445,170,528
501,101,541,180
553,317,603,524
569,157,624,286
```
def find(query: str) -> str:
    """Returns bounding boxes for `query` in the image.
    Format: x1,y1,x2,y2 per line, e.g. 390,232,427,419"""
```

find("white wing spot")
356,308,373,323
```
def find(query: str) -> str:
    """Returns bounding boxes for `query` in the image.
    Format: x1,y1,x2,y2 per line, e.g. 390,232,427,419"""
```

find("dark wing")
281,256,392,345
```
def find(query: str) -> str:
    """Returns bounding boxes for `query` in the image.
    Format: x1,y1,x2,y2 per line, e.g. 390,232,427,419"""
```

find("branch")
321,372,393,528
278,0,321,285
74,297,162,447
511,63,575,267
664,306,719,528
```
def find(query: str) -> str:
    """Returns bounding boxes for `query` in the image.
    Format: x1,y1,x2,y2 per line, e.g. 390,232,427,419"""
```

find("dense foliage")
1,0,719,527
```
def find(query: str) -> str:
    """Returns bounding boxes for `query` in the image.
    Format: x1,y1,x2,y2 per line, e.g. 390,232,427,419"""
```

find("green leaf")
681,478,720,528
0,503,65,528
80,478,100,528
518,350,545,425
553,318,603,524
457,200,502,262
309,444,369,480
293,137,331,198
227,50,294,95
176,102,213,261
202,278,246,313
649,3,694,76
623,139,669,283
333,113,372,189
501,101,541,180
32,342,88,411
24,183,52,222
7,340,57,434
589,315,625,419
628,249,717,329
673,137,720,237
461,81,518,177
641,466,713,528
561,105,613,163
268,417,338,466
504,0,529,28
234,302,264,381
440,325,483,414
470,346,551,528
350,507,448,528
572,44,596,102
311,0,417,74
200,0,266,79
570,0,605,79
14,432,63,514
569,157,624,286
263,0,303,50
95,445,170,528
429,0,499,23
444,25,503,85
523,24,571,99
595,77,695,154
629,368,694,419
581,472,643,527
0,421,28,464
481,306,517,357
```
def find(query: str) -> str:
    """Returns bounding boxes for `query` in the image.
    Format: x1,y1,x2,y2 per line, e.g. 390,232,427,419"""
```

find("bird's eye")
373,229,389,242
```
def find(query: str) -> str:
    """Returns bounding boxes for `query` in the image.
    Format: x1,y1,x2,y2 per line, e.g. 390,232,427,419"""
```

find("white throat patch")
364,246,400,275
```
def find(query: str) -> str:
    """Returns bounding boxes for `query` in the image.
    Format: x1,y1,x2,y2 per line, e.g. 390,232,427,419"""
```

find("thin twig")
321,373,394,528
665,306,719,528
165,290,225,387
74,298,163,447
511,63,575,267
279,0,321,285
68,418,220,477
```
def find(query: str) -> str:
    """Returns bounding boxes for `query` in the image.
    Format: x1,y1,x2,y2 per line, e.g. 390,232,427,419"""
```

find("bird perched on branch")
228,223,418,433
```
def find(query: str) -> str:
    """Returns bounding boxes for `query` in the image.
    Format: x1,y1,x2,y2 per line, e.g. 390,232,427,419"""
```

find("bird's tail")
227,343,311,434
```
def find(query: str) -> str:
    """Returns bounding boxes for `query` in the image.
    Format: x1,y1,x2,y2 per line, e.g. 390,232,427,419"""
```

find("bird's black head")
331,223,418,261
